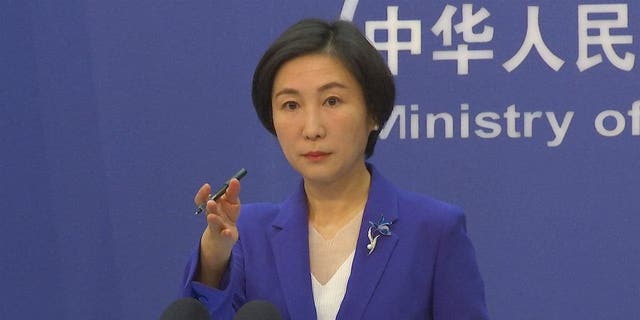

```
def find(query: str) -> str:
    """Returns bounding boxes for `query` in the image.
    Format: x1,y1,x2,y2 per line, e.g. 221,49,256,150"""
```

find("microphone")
233,300,282,320
160,297,210,320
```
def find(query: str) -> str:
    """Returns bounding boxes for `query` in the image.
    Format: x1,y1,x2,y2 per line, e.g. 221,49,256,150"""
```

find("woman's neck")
305,163,371,235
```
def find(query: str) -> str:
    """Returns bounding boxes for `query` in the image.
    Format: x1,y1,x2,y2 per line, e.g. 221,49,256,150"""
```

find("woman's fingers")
194,183,211,206
206,205,239,241
194,179,241,241
206,200,233,224
206,211,226,231
223,179,241,205
205,198,238,230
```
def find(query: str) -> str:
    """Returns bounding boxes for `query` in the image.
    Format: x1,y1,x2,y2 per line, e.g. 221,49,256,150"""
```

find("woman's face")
271,53,375,185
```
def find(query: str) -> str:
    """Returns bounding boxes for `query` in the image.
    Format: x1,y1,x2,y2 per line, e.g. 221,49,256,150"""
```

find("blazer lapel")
337,166,400,319
269,184,317,319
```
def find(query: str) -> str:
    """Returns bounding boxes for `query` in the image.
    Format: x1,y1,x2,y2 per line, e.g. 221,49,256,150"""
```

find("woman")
182,19,489,319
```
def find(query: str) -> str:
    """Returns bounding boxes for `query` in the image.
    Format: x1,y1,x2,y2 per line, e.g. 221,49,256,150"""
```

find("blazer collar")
337,164,400,319
269,164,400,319
269,181,316,319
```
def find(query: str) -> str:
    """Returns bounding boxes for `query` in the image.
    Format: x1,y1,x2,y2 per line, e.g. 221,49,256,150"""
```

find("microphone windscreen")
160,297,210,320
233,300,282,320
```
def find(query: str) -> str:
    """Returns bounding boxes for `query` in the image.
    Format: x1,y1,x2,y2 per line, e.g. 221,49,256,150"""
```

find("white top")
311,250,356,320
308,209,363,320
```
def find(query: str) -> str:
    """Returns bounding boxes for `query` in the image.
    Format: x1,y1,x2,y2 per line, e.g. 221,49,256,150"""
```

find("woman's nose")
302,108,326,140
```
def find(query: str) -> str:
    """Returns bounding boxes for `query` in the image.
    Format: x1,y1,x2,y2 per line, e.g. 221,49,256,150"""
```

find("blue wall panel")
1,1,638,319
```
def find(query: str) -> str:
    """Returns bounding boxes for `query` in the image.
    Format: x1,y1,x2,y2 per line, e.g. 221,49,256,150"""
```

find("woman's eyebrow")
317,81,348,92
273,88,299,99
274,82,349,99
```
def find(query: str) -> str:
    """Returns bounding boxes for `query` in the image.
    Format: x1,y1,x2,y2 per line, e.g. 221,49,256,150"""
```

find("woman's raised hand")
193,178,241,287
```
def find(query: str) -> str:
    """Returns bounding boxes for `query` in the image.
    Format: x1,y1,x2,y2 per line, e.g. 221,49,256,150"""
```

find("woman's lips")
303,151,330,161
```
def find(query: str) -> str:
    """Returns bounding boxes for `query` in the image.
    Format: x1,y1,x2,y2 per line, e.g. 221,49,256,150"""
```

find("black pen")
194,168,248,215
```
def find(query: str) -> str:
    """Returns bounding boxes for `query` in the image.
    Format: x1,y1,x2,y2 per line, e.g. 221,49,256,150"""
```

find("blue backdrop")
1,1,638,319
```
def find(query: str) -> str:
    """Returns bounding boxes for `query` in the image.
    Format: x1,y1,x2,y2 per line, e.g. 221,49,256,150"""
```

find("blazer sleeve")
180,239,247,319
432,211,490,319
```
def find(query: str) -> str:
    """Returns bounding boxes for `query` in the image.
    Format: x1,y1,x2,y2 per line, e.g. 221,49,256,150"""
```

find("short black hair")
251,19,396,158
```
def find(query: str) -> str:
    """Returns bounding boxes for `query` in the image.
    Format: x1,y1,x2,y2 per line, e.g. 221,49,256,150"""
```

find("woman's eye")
324,97,340,107
283,101,298,110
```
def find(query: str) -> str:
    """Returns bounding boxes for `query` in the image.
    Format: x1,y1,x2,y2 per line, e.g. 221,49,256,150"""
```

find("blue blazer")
181,165,489,319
